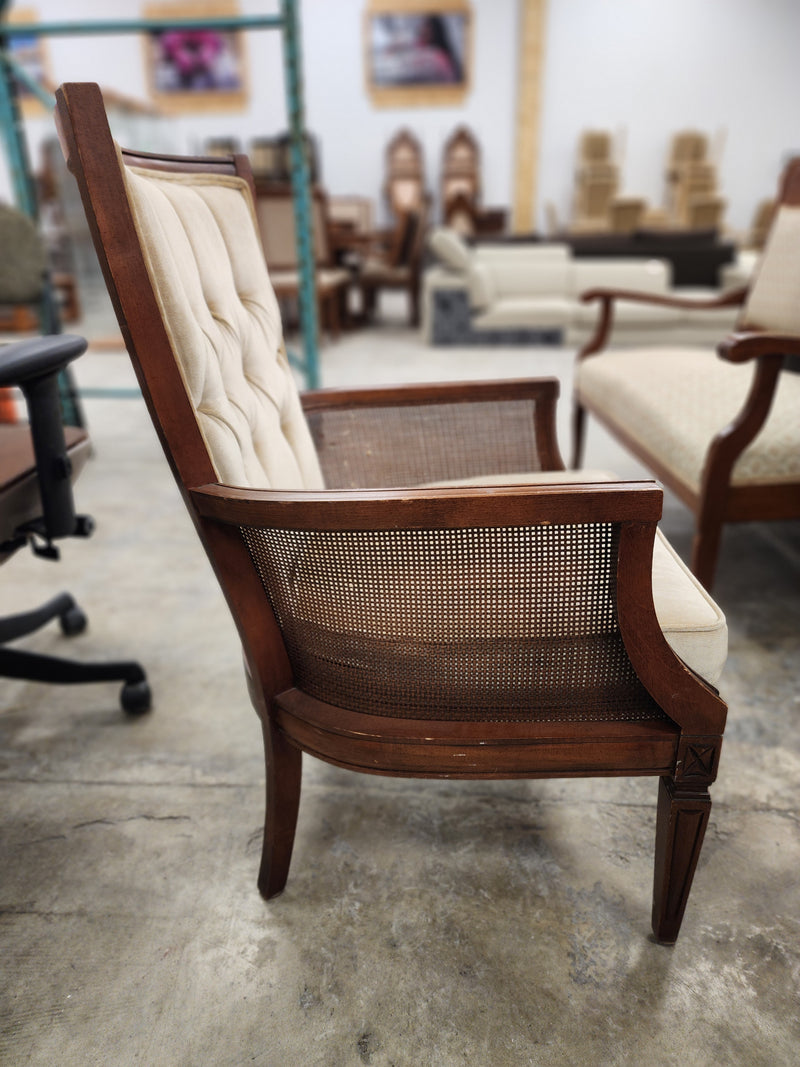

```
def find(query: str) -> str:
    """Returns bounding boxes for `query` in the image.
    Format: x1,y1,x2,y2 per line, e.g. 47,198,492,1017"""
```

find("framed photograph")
6,9,53,116
365,0,472,108
143,0,248,112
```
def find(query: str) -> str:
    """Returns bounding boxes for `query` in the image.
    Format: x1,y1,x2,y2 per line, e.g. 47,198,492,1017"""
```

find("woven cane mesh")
306,399,546,489
242,521,662,723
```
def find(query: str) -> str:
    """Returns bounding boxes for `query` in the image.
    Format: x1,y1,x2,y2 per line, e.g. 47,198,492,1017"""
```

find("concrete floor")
1,303,799,1065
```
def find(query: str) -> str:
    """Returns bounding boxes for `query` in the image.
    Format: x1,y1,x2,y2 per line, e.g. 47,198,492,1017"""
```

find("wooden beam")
512,0,548,233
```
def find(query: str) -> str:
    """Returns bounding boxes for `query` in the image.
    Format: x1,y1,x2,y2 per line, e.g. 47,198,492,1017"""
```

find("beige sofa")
424,228,742,347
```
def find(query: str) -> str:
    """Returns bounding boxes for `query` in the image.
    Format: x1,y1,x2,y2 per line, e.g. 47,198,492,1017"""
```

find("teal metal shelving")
0,1,320,390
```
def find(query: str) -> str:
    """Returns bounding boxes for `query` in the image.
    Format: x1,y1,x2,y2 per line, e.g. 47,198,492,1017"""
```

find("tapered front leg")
651,776,712,944
258,715,302,900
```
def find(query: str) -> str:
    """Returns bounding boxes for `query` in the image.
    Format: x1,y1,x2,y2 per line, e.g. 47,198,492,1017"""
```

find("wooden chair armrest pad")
718,329,800,363
191,479,663,531
300,377,560,412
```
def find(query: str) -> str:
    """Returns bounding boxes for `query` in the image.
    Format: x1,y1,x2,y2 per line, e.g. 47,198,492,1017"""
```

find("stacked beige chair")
664,130,723,229
571,130,619,232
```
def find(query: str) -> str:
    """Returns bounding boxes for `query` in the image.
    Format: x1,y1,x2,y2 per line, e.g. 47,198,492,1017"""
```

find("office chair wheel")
121,679,152,716
59,603,88,637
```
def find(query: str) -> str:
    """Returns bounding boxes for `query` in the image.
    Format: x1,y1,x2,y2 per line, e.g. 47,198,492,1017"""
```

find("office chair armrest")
0,334,89,543
0,334,87,388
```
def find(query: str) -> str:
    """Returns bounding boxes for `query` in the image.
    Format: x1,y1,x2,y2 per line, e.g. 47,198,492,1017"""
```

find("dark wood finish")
652,778,712,944
571,158,800,590
358,196,430,327
55,81,729,943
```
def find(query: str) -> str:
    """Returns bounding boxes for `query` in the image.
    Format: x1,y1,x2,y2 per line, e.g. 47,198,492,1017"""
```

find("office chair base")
0,592,152,715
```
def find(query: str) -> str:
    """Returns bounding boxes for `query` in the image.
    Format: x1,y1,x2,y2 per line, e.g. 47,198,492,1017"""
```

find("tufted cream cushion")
577,347,800,489
122,162,324,491
742,205,800,334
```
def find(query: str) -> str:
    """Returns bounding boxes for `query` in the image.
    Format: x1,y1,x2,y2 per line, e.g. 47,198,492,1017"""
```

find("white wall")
538,0,800,232
3,0,800,232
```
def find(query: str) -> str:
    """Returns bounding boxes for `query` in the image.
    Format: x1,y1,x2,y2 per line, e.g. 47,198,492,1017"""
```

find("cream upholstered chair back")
740,196,800,336
121,160,324,493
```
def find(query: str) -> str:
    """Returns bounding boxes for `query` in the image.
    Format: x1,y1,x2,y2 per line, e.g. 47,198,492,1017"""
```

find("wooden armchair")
56,81,730,944
572,159,800,590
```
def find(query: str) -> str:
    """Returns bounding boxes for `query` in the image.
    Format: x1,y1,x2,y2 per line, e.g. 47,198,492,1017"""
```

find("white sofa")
424,228,744,347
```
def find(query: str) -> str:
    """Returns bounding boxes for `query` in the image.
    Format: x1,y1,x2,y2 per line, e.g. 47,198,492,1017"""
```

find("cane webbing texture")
305,399,547,489
242,521,662,723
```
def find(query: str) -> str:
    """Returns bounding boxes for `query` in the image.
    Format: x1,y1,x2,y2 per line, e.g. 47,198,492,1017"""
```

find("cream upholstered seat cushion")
576,347,800,490
123,163,324,492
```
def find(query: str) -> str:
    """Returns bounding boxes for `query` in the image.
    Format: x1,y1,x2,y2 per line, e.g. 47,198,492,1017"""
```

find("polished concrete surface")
2,306,798,1065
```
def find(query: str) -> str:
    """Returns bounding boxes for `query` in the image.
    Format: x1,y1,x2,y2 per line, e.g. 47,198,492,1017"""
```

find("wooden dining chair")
55,82,728,943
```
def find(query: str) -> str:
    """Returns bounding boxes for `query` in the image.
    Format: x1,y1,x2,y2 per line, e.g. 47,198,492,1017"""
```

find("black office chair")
0,334,150,714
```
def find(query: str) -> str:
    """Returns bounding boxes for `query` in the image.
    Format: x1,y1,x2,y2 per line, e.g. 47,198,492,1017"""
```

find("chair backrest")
669,130,708,166
740,157,800,336
578,130,613,165
441,125,480,210
253,182,333,269
384,128,426,217
56,82,322,496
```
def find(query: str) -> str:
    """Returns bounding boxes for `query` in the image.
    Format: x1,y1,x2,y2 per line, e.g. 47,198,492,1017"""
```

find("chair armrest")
300,378,565,487
0,335,88,542
190,479,725,734
577,286,747,360
580,285,747,312
0,334,87,388
190,477,662,528
718,329,800,363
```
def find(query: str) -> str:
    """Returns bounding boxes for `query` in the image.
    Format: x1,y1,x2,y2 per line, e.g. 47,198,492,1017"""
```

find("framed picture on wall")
365,0,472,107
142,0,248,112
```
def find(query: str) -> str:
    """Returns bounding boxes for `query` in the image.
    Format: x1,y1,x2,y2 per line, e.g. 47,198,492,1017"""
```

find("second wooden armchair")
56,82,728,944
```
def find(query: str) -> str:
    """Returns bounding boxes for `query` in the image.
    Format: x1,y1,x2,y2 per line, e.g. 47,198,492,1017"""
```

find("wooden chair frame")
56,82,727,944
572,159,800,590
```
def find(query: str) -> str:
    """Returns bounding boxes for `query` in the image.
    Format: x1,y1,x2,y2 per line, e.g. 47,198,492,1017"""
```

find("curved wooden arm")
718,329,800,363
577,285,747,362
300,377,560,411
190,479,663,531
580,285,747,312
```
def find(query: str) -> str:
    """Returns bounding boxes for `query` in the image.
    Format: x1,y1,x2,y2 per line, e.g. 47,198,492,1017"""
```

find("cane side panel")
306,398,550,489
241,521,663,723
